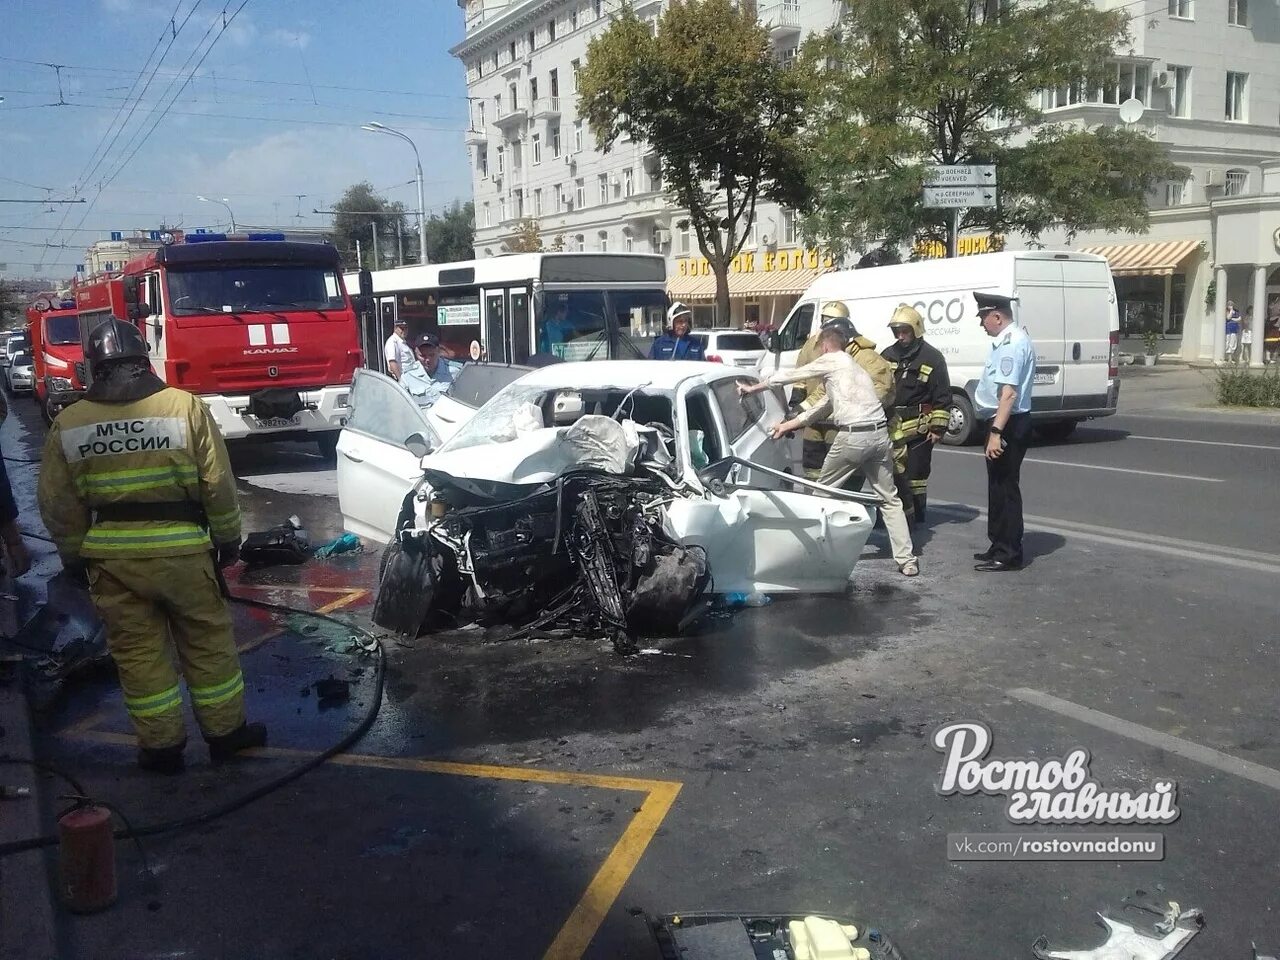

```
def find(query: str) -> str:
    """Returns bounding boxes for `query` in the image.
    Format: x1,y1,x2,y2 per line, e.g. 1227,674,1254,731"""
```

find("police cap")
415,332,441,349
974,292,1017,317
85,317,148,369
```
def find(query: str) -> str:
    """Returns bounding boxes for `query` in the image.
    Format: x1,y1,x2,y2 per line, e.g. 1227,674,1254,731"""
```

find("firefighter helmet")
85,317,148,371
820,316,856,344
820,300,850,321
889,304,925,338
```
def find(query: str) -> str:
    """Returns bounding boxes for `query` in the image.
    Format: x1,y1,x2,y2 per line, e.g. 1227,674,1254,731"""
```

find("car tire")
942,392,978,446
316,431,340,460
1034,420,1079,443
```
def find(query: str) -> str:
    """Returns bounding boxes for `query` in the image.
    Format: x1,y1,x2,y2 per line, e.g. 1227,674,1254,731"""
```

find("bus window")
538,290,607,361
511,292,530,362
608,288,667,358
485,294,507,363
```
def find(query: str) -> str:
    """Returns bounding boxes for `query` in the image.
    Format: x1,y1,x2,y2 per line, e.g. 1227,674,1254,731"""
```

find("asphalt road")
5,374,1280,960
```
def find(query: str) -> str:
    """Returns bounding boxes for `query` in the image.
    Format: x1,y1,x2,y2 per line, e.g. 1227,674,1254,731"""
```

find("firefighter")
38,317,265,774
881,304,952,523
794,301,895,483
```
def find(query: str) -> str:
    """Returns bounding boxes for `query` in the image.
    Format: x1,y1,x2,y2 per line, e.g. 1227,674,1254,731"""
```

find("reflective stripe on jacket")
38,387,240,561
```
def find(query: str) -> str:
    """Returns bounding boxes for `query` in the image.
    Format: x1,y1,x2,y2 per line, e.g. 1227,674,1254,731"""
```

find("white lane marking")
931,501,1280,575
937,448,1222,483
1009,688,1280,793
1126,434,1280,452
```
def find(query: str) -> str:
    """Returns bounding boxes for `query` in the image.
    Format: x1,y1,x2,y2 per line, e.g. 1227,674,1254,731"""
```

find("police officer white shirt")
975,323,1036,417
383,328,414,379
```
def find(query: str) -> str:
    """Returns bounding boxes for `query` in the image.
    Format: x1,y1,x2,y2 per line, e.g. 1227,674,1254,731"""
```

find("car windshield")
167,265,345,315
12,353,30,365
46,315,81,345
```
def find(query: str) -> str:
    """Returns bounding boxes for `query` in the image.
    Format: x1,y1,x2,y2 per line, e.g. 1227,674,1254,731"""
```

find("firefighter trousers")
895,433,935,521
87,552,246,750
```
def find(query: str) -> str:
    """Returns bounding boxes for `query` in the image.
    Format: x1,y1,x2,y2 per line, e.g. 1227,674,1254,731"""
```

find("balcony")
495,105,528,132
760,0,800,41
464,127,488,145
531,97,562,121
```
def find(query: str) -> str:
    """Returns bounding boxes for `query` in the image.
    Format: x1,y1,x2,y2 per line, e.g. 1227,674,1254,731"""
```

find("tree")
331,182,408,269
503,218,566,253
424,201,476,263
0,280,24,327
798,0,1187,259
580,0,812,323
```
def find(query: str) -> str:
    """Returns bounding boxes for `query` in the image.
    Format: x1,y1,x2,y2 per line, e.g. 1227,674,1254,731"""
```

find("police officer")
794,301,894,482
972,292,1036,572
882,304,952,523
38,318,265,773
649,302,706,360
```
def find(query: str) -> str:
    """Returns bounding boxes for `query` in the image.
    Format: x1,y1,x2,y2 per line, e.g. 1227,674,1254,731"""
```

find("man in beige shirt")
739,327,918,577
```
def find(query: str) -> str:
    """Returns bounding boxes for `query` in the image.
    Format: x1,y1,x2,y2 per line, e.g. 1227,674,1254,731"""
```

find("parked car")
7,352,34,394
688,330,768,370
337,360,879,646
1,334,28,370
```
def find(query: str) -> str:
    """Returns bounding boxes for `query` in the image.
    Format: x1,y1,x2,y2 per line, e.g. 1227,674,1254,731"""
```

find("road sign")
925,164,997,187
923,186,997,208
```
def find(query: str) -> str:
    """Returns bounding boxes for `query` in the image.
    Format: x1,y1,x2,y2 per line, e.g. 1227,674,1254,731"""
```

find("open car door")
336,369,437,543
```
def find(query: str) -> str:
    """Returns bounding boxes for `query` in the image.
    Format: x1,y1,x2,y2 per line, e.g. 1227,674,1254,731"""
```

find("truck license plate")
1033,371,1057,385
258,415,300,429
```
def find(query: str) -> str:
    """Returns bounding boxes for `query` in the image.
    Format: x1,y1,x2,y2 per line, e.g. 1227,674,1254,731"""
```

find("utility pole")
396,220,404,266
370,222,379,270
356,238,363,269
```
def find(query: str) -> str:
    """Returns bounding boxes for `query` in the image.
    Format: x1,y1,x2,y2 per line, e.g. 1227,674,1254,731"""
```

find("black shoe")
137,743,186,775
973,549,995,561
207,722,267,763
975,559,1022,572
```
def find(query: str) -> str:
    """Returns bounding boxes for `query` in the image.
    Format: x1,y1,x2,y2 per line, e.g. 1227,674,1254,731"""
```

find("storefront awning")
667,263,833,302
1078,239,1202,277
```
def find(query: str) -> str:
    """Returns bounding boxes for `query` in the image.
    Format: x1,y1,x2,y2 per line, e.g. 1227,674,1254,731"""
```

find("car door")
335,369,436,543
705,374,794,486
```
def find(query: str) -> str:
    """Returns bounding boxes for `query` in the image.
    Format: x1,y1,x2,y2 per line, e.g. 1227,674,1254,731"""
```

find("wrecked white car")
336,361,880,650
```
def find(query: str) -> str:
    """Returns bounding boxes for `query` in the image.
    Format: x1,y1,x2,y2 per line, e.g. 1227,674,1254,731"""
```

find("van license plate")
1033,371,1057,385
258,415,300,429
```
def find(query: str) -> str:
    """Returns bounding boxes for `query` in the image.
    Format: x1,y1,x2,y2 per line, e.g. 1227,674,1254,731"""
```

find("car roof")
511,359,750,391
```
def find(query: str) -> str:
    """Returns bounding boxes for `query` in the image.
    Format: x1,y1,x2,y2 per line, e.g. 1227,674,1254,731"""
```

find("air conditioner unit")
653,227,671,246
760,233,773,246
1154,71,1171,89
564,154,576,167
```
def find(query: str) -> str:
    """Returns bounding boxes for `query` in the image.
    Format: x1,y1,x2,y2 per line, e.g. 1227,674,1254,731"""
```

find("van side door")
1058,260,1116,413
1013,259,1067,412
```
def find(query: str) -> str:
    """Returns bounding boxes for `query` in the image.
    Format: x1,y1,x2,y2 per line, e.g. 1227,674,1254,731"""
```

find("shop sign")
677,248,836,277
913,235,1005,259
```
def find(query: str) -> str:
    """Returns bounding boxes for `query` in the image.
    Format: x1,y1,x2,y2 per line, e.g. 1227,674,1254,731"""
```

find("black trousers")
985,413,1031,564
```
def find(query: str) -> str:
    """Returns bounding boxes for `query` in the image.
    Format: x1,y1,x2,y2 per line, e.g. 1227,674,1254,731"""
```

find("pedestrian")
649,302,706,360
0,446,32,579
401,332,457,409
881,304,952,524
1265,312,1280,364
1240,306,1254,365
793,301,895,488
1224,301,1241,364
972,292,1036,572
739,327,918,577
37,317,265,774
383,317,414,381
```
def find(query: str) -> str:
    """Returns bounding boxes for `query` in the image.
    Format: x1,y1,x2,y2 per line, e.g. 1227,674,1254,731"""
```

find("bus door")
482,287,531,364
371,298,397,374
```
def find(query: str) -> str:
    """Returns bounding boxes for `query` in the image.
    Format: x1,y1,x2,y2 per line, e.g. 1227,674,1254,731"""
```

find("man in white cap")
383,317,414,381
649,302,706,361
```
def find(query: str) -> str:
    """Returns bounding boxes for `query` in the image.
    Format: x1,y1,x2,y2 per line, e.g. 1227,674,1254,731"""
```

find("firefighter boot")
207,722,268,763
137,740,186,775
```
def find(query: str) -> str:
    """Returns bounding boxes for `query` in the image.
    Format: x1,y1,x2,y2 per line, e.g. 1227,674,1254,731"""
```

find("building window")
1169,66,1190,117
678,222,691,254
780,46,798,67
594,0,603,17
574,120,584,153
496,145,504,176
551,125,562,158
598,231,608,252
623,167,634,198
482,202,491,228
532,133,542,164
528,29,536,51
1164,179,1184,206
571,59,581,93
500,197,508,222
747,215,758,247
1226,72,1248,121
548,18,557,41
477,147,488,177
1167,0,1193,16
598,174,609,204
1228,0,1248,25
1042,61,1151,109
1224,169,1248,195
570,6,578,30
530,77,539,103
509,40,517,62
508,83,519,112
512,140,523,171
493,50,499,71
648,165,662,193
475,101,486,128
575,178,586,208
781,208,797,245
625,234,634,252
550,69,560,98
534,188,543,216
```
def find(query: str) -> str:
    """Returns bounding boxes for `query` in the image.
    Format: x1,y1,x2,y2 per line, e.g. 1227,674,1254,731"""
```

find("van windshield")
167,265,346,315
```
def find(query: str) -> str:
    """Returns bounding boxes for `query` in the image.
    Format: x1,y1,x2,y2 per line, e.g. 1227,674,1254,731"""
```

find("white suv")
689,330,766,369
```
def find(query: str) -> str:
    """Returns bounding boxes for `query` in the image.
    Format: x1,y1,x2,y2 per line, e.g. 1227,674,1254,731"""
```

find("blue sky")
0,0,472,280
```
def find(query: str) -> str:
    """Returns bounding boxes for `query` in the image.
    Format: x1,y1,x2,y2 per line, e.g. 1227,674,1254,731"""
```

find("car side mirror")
122,275,141,307
767,331,781,353
405,431,433,459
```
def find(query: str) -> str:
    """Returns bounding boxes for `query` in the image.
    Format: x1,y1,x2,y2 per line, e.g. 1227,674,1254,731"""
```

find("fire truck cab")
25,297,87,423
75,232,362,456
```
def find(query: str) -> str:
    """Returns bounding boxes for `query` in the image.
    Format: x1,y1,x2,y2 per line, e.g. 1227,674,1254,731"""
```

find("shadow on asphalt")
1029,426,1130,449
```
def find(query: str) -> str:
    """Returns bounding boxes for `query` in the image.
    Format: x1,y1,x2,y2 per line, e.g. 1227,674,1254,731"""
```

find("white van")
758,251,1120,444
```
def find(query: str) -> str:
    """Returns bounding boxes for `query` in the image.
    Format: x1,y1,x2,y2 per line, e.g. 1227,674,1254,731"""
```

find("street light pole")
197,195,237,232
361,121,428,264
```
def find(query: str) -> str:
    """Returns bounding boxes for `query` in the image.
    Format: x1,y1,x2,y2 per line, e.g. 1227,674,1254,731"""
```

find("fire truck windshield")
46,315,82,345
167,265,346,316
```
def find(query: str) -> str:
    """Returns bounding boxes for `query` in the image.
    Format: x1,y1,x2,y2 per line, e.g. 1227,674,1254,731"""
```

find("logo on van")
912,297,967,326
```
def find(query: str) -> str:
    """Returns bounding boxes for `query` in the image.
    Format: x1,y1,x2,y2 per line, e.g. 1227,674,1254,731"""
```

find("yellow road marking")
62,726,682,958
232,587,369,654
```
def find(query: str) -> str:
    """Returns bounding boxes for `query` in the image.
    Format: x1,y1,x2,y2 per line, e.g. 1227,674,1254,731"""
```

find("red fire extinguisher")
58,802,117,914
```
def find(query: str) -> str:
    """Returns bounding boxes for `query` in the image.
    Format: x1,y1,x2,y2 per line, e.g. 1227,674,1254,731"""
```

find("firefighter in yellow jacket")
794,301,895,482
38,318,265,774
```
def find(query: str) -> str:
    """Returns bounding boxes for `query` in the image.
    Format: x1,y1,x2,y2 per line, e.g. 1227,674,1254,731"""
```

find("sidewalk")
1117,362,1280,422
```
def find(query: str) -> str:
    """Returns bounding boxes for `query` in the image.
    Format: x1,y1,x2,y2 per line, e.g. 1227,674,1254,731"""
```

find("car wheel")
1034,420,1079,443
942,392,977,446
316,431,340,460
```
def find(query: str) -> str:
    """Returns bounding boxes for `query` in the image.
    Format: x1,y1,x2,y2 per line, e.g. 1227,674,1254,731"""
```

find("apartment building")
455,0,1280,360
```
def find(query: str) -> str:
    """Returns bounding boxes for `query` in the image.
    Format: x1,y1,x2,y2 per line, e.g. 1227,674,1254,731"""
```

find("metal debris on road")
1032,898,1204,960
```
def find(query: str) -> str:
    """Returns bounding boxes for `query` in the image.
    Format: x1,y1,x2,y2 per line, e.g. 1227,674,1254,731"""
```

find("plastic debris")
313,532,362,559
722,591,772,607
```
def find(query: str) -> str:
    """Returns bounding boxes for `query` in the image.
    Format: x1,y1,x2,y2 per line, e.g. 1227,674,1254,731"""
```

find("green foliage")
0,280,23,325
1142,328,1159,353
797,0,1187,258
503,217,563,253
331,182,409,269
580,0,811,318
424,201,475,263
1216,369,1280,408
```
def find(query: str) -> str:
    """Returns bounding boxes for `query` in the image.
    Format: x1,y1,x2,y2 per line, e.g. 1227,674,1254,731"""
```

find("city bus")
346,252,669,370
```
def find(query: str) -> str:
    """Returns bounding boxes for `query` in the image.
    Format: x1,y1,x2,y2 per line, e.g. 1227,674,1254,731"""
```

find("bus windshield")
536,288,667,361
46,314,82,345
167,265,346,316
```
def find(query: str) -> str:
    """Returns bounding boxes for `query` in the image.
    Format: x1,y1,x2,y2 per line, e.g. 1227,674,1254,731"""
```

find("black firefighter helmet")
85,317,148,375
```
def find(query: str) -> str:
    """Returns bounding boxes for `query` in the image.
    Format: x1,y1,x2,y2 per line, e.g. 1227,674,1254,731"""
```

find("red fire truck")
72,232,363,456
25,295,88,422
